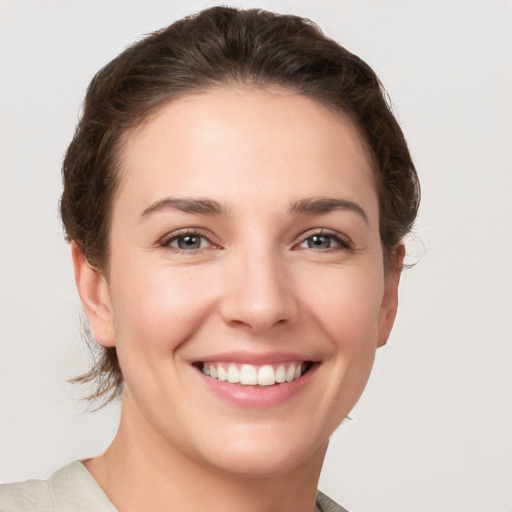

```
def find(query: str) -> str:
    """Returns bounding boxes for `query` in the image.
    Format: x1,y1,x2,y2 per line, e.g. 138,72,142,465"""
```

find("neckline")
50,461,330,512
48,461,117,511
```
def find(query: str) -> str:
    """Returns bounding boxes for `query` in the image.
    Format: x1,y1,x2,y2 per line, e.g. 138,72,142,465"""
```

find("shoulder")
0,478,52,512
316,489,351,512
0,462,116,512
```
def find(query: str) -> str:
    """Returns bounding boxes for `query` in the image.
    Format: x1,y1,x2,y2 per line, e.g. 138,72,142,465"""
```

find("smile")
197,362,312,386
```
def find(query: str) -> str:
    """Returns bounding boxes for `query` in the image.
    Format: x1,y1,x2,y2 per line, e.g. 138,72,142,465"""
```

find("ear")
377,245,405,348
71,242,116,347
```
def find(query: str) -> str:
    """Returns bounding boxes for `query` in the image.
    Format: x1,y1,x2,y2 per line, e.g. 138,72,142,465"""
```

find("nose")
219,248,299,333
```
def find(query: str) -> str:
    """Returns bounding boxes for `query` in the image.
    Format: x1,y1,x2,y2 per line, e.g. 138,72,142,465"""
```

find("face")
77,87,402,477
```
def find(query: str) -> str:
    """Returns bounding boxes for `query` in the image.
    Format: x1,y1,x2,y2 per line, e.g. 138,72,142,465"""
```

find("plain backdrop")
1,1,511,511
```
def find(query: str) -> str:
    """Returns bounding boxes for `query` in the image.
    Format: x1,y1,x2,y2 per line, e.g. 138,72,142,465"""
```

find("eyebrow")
140,197,227,219
289,197,369,225
140,195,368,224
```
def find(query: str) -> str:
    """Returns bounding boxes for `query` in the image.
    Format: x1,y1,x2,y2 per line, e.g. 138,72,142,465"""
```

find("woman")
0,6,419,512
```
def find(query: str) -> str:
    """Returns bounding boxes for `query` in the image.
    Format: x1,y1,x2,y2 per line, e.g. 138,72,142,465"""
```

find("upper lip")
192,351,316,365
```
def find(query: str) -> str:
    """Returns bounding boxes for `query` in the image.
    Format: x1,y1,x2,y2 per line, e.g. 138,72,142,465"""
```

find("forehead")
115,86,378,219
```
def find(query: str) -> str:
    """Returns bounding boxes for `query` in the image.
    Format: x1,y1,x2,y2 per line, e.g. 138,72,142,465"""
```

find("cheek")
109,263,219,355
300,264,385,434
108,263,223,404
305,263,385,348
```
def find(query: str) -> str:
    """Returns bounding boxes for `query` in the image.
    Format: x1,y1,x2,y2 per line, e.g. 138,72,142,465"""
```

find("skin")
72,87,404,512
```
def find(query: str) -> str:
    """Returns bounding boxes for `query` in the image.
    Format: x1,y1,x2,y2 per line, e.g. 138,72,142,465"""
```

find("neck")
84,395,327,512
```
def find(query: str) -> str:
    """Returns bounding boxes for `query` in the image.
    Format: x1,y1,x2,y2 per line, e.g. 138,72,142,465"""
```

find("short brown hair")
61,6,420,405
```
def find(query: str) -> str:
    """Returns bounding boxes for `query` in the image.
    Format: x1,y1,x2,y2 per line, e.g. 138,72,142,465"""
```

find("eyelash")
158,229,216,253
295,229,352,252
158,228,352,254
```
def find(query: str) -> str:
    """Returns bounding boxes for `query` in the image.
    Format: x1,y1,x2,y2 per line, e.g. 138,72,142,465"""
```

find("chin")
194,425,328,478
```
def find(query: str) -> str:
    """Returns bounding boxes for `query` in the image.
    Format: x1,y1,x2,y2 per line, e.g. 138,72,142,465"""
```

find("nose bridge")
220,239,298,332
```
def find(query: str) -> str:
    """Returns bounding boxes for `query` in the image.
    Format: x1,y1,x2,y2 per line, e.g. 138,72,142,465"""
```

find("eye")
297,231,351,251
160,231,214,252
172,234,207,250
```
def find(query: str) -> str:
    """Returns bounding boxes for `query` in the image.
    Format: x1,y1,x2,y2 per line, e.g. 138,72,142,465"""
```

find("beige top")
0,462,348,512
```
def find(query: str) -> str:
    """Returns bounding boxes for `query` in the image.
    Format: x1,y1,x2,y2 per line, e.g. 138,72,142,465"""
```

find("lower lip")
197,364,318,408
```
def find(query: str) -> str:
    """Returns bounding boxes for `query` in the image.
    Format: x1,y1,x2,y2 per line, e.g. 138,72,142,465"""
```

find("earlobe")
71,242,116,347
377,245,405,348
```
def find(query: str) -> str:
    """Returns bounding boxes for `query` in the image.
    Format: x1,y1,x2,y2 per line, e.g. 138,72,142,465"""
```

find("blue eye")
298,232,349,250
165,233,211,251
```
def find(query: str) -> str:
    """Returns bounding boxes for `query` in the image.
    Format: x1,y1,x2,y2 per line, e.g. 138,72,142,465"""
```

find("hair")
60,6,420,406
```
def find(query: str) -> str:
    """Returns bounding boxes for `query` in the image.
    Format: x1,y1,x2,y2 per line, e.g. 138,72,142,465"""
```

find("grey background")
1,1,511,511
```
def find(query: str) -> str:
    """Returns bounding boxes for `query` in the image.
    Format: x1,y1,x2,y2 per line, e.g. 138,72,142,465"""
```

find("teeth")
257,365,275,386
240,364,258,385
227,365,240,383
217,365,227,382
275,364,286,383
203,362,306,386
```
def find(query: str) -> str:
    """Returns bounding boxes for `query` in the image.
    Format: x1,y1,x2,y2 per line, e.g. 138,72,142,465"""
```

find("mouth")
193,361,314,387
